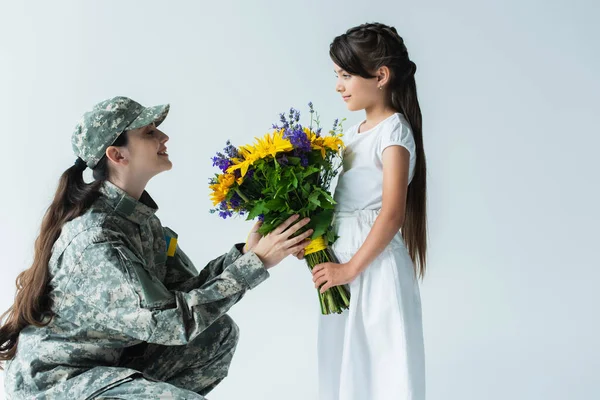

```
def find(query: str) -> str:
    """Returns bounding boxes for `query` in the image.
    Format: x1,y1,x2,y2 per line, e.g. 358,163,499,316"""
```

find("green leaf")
308,190,321,207
318,189,336,205
265,198,285,211
248,201,269,220
287,156,301,165
308,209,334,239
325,228,339,245
258,221,276,235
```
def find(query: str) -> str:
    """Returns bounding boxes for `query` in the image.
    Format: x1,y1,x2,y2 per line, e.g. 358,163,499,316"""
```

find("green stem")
234,188,249,202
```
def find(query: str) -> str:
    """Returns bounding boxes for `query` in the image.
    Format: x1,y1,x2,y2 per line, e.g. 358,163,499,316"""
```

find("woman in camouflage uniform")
0,96,312,399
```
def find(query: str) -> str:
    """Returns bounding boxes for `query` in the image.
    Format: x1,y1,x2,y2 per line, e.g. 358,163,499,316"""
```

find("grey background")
0,0,598,399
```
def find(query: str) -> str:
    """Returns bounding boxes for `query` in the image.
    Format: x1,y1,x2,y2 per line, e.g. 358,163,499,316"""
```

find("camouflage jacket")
4,181,268,399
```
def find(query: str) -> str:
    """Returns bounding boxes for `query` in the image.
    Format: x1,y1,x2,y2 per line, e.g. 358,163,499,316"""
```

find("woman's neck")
108,175,148,200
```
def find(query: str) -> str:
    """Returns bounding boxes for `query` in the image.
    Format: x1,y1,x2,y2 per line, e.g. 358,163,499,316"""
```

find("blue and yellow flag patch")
165,235,177,257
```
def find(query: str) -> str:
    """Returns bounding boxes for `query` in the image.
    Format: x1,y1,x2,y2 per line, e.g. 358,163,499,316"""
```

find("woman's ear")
105,146,128,166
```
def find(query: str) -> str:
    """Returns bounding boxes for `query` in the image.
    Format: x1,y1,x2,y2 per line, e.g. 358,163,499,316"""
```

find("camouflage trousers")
96,314,239,399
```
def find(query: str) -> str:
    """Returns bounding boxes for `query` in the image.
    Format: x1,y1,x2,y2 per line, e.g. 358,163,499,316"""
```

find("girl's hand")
251,215,313,269
312,262,358,293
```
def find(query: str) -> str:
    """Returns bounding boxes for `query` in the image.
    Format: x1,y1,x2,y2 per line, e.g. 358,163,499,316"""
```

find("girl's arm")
347,145,410,273
312,145,410,292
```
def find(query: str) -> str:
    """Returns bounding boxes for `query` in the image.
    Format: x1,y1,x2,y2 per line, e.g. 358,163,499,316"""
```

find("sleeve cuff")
228,251,269,290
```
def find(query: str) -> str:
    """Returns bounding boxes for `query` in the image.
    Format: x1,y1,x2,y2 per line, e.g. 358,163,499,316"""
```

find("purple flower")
219,210,233,219
230,193,242,209
284,127,311,153
300,154,308,167
258,214,265,222
224,140,239,158
277,113,289,130
277,154,289,166
218,201,233,219
211,152,231,173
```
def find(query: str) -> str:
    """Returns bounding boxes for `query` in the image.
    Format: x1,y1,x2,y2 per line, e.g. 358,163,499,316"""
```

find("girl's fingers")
312,264,324,275
320,282,332,294
315,276,328,289
312,270,326,283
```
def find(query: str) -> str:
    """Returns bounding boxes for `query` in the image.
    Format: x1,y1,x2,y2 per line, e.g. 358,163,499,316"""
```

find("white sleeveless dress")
318,113,426,400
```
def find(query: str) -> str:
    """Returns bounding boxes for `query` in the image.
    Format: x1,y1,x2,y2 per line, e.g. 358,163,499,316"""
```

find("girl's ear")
377,66,391,88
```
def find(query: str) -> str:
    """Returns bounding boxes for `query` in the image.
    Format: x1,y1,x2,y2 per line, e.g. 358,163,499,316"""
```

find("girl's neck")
360,103,397,133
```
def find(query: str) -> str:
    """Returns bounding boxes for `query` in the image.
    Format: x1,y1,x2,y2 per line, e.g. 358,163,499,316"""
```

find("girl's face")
334,63,381,112
121,123,172,178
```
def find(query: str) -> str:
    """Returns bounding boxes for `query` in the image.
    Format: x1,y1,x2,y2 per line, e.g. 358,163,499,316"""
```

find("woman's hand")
292,248,306,260
312,262,358,293
243,221,263,254
251,215,313,269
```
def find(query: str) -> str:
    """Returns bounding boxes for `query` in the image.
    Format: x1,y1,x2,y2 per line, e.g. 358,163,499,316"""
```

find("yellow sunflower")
209,173,236,205
305,127,344,158
227,130,293,177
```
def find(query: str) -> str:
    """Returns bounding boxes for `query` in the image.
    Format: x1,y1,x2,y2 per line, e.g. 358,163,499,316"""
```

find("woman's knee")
217,314,239,348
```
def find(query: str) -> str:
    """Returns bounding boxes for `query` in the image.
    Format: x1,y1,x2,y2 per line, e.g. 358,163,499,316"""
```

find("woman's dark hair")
330,22,428,278
0,132,128,366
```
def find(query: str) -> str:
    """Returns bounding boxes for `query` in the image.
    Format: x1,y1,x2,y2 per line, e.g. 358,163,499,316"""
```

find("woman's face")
120,123,172,178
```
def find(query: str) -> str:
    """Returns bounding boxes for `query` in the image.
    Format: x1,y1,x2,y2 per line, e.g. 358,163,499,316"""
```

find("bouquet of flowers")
208,103,350,314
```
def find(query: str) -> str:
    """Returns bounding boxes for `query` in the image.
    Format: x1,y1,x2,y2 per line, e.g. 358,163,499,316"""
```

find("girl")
311,23,427,400
0,96,313,399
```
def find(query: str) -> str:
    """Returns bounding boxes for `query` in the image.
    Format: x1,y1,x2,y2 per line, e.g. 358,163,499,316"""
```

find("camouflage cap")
71,96,170,168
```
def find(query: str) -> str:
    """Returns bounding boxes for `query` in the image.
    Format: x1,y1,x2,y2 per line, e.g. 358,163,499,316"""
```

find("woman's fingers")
289,239,311,256
280,217,311,239
285,228,313,248
272,214,300,235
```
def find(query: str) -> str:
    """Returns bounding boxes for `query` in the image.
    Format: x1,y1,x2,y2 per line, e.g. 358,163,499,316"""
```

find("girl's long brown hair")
330,22,428,278
0,133,128,366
